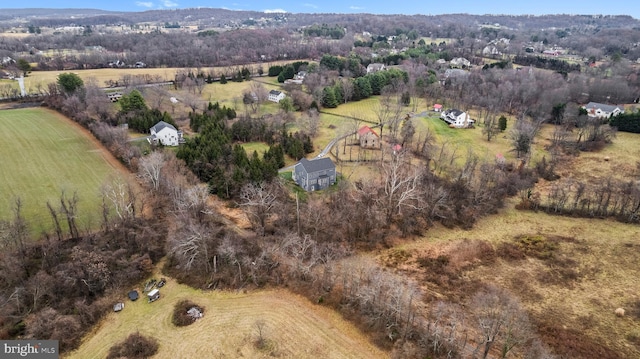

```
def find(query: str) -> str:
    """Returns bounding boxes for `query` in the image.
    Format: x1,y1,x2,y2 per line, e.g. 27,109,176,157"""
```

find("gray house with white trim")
292,158,336,191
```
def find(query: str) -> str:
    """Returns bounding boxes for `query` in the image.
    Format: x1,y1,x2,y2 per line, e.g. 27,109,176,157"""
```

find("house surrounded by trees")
440,109,475,128
293,158,336,191
582,102,624,118
149,121,182,146
268,90,286,103
357,126,380,148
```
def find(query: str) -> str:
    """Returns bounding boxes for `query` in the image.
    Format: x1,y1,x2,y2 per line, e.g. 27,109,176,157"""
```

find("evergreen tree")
322,87,338,108
57,73,84,94
119,90,148,112
498,116,508,132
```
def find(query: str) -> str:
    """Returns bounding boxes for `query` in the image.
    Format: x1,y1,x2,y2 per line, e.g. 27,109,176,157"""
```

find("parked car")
157,278,166,288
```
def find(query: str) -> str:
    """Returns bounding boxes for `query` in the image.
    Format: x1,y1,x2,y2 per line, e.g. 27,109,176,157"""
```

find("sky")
1,0,638,19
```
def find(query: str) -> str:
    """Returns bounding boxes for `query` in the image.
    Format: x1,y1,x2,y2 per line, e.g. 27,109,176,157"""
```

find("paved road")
278,132,351,173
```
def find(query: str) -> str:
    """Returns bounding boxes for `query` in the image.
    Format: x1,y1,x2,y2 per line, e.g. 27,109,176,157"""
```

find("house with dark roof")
582,102,624,119
357,126,380,148
268,90,286,103
440,109,474,128
293,158,336,192
149,121,183,146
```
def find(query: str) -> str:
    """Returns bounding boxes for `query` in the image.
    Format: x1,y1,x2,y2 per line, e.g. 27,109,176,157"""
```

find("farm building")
293,158,336,192
149,121,183,146
357,126,380,148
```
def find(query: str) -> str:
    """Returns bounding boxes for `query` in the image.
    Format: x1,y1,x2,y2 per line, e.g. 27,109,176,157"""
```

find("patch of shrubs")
535,320,619,359
172,300,205,327
515,234,558,260
107,331,159,359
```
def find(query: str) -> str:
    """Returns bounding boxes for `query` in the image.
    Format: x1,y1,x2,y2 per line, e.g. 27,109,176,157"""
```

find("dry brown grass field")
66,276,388,359
371,125,640,357
381,202,640,357
14,60,300,93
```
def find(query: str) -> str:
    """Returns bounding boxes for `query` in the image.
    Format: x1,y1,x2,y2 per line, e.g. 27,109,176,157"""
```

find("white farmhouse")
366,63,386,73
440,109,475,128
149,121,182,146
582,102,624,119
268,90,286,103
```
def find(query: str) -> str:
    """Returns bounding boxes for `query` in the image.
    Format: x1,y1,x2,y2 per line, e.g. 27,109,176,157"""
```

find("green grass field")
0,108,125,234
241,141,270,156
322,97,386,123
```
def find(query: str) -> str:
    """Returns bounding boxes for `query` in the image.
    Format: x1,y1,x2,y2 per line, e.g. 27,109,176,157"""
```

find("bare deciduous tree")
297,109,320,137
470,285,532,359
138,151,165,191
510,117,542,159
168,220,212,272
101,178,136,222
379,152,423,224
238,182,280,236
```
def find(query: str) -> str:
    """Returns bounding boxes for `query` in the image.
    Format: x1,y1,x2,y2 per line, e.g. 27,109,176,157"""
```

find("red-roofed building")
433,103,443,112
392,144,402,155
357,126,380,148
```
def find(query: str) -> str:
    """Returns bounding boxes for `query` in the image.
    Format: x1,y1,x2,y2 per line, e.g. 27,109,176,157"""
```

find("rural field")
0,107,129,234
383,201,640,357
8,60,300,94
66,276,388,359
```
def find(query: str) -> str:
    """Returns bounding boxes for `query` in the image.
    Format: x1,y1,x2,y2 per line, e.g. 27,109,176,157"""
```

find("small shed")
433,104,443,112
113,302,125,312
148,289,160,302
128,290,139,301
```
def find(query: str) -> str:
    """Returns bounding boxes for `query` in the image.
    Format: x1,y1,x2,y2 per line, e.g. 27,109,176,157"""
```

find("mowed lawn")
66,279,388,359
0,108,124,233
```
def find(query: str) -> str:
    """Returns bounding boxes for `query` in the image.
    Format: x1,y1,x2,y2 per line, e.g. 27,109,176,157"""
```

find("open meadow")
9,61,300,94
66,277,388,359
0,107,129,234
382,201,640,357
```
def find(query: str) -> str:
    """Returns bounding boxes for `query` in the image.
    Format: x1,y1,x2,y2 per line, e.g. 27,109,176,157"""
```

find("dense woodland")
1,7,640,359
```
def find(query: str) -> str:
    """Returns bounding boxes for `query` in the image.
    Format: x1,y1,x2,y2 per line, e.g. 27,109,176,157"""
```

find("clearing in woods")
66,278,388,359
0,107,130,234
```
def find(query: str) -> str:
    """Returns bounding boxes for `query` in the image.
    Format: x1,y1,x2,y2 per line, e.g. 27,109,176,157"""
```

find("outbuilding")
148,289,160,302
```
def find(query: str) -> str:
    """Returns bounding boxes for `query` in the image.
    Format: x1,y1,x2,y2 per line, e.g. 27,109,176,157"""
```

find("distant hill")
1,8,638,31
